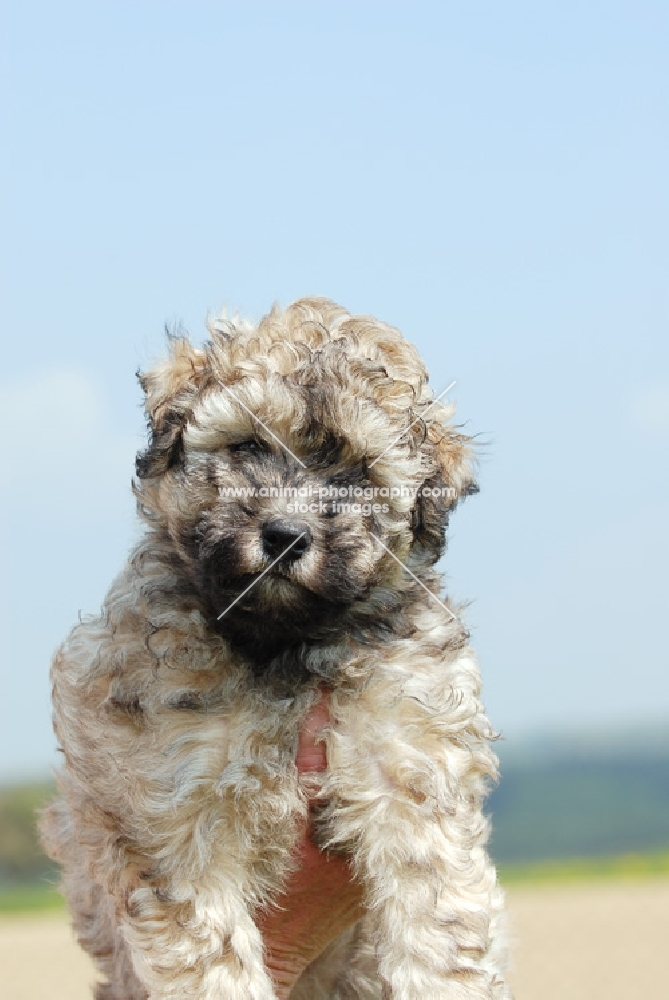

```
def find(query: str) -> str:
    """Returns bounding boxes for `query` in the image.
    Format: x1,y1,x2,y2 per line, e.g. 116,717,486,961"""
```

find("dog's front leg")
120,878,277,1000
324,668,511,1000
362,832,507,1000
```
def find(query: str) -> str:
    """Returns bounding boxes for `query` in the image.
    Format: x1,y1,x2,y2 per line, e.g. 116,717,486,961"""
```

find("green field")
2,851,669,913
498,848,669,885
0,883,64,914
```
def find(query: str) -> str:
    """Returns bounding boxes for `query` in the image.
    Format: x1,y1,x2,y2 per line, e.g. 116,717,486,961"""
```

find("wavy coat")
41,298,511,999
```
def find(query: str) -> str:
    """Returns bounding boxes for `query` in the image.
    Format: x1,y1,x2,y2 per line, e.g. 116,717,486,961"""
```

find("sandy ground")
1,880,667,999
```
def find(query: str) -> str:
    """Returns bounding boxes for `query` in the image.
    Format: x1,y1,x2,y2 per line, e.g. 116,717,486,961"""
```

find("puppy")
41,298,511,999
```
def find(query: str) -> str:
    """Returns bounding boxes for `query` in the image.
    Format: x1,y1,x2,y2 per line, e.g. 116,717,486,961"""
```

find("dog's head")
135,298,476,662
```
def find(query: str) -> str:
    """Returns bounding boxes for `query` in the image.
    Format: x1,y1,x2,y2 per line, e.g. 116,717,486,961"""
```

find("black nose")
261,520,312,562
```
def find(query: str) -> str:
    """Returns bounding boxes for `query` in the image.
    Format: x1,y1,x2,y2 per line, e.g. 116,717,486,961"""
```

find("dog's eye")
229,439,265,456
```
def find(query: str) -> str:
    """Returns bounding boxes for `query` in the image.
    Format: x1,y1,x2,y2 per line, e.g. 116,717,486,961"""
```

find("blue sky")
2,1,668,778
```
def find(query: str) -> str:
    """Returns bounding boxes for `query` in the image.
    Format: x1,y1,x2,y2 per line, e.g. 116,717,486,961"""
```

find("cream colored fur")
41,298,511,999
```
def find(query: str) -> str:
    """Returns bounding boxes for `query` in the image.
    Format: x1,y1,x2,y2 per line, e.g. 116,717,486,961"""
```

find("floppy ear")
411,410,478,560
135,335,211,479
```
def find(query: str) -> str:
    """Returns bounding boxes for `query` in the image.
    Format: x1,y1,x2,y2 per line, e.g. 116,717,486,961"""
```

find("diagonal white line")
217,533,306,620
370,532,458,620
368,380,457,470
218,380,307,469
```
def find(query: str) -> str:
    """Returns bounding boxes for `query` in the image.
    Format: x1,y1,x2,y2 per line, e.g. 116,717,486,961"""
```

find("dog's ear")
411,411,478,560
136,335,211,479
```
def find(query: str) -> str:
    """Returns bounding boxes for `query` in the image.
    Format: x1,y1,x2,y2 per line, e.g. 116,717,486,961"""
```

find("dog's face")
135,299,475,663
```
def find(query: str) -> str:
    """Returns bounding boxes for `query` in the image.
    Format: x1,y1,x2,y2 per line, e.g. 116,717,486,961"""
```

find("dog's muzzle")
261,519,313,563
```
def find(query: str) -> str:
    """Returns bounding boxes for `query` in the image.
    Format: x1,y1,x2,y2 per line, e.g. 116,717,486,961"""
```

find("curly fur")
41,297,511,999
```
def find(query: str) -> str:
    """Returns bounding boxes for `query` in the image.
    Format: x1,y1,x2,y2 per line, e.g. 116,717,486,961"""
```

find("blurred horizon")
4,715,668,786
3,725,668,893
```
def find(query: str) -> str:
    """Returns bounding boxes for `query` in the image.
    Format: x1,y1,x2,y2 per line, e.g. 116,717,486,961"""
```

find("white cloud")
0,367,141,515
631,383,669,436
2,368,104,464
